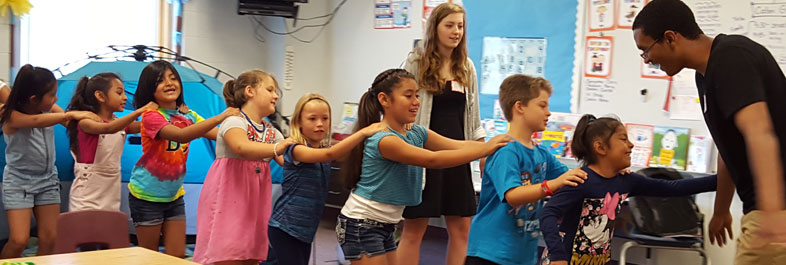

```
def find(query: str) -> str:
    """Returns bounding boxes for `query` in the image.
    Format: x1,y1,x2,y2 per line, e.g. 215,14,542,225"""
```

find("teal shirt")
353,125,428,206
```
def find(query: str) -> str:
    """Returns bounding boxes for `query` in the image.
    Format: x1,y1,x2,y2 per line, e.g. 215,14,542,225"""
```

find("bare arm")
423,129,492,151
157,108,238,143
379,134,510,169
5,110,97,129
223,128,293,161
79,102,158,135
127,121,142,134
734,102,785,211
204,127,218,141
504,168,586,207
292,123,386,163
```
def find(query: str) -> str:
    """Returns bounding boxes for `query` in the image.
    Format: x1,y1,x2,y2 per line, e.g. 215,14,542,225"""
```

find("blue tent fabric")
0,61,226,184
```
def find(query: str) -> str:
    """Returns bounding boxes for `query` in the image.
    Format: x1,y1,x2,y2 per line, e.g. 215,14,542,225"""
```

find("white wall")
1,16,10,82
325,0,424,121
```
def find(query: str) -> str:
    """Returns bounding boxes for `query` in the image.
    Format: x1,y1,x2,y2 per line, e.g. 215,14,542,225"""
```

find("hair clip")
588,116,596,123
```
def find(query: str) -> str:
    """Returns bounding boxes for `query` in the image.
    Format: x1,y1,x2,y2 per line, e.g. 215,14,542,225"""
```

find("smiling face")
606,126,634,170
247,76,279,117
380,78,420,125
34,83,58,113
101,78,127,112
153,69,181,107
633,29,687,76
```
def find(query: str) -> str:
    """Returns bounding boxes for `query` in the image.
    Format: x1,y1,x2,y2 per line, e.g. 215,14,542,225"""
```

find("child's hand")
619,168,632,175
551,168,587,191
142,101,159,111
222,107,242,119
360,122,387,137
67,111,101,122
276,138,297,155
178,104,190,114
405,123,414,130
482,134,513,155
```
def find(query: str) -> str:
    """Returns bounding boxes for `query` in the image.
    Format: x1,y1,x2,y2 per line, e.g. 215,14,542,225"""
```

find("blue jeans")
335,214,397,260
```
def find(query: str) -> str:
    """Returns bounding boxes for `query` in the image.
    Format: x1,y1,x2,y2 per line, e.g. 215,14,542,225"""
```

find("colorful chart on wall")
480,37,547,95
589,0,615,31
423,0,451,25
641,60,669,79
584,36,613,78
375,0,411,29
466,0,577,119
617,0,648,28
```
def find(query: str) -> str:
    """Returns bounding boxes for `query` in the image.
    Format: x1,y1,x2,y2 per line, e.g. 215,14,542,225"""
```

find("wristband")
273,142,281,157
541,180,553,196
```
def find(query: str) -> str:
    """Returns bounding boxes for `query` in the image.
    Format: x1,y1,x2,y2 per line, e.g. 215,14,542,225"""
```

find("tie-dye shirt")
128,108,205,202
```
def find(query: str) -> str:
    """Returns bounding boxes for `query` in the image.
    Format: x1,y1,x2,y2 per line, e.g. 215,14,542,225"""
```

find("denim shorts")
1,169,61,210
335,214,397,260
128,194,186,226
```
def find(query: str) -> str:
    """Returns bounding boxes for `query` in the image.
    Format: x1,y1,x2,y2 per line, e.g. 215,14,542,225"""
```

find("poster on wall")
589,0,615,32
626,123,654,167
617,0,647,28
480,37,547,94
584,36,613,78
375,0,412,29
641,60,669,79
423,0,452,24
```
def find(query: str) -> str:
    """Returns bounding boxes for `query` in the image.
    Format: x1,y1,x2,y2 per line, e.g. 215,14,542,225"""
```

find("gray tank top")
4,126,56,175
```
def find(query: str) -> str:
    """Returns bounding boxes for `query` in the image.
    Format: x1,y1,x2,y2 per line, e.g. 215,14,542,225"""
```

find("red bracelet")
541,180,553,196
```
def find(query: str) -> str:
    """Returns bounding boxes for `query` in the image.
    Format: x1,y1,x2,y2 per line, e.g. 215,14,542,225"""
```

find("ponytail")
223,79,240,108
570,114,624,166
66,72,121,159
342,68,414,190
0,64,56,124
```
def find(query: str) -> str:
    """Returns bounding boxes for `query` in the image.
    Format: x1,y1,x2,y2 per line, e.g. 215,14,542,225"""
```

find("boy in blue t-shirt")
466,75,587,265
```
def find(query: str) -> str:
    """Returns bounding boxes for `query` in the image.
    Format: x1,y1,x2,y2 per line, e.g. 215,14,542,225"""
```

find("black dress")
403,81,477,218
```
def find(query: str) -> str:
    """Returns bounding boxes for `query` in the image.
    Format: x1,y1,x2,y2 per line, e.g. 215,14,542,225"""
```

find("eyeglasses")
640,39,662,59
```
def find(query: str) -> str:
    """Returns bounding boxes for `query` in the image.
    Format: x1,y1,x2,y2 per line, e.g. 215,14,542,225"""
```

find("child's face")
437,13,464,50
153,69,181,106
299,100,330,144
34,84,58,112
249,76,279,116
521,90,551,132
606,126,634,169
382,78,420,125
103,78,128,113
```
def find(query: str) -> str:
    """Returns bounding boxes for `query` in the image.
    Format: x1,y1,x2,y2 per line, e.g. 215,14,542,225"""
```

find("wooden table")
0,247,198,265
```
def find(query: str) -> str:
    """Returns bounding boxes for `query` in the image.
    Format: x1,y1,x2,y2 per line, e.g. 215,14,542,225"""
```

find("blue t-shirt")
467,141,569,265
539,167,717,264
353,125,428,206
269,144,332,243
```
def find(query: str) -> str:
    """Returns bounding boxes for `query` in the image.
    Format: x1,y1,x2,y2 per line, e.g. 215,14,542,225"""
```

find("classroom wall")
181,0,332,118
1,16,10,81
324,0,425,121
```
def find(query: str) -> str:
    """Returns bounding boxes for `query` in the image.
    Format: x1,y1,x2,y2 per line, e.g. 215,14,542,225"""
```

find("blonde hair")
223,70,278,108
416,3,470,94
290,93,332,147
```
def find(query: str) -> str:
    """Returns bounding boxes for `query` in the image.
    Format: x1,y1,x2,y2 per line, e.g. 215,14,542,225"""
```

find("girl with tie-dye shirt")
128,60,239,258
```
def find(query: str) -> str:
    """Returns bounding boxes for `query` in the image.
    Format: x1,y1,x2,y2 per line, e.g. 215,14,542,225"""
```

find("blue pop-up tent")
53,60,227,183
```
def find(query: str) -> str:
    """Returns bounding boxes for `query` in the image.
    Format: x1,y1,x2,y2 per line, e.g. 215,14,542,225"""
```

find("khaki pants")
735,210,786,265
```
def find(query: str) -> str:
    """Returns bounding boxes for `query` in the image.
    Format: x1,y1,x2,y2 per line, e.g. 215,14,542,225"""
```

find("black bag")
627,167,703,237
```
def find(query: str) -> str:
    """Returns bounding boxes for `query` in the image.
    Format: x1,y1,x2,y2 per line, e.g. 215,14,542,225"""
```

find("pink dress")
194,116,282,264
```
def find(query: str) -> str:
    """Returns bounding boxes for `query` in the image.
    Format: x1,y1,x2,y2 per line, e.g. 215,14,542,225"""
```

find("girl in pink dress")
194,70,294,265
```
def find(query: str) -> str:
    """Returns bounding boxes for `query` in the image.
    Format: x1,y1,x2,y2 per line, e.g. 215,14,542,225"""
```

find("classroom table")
0,247,198,265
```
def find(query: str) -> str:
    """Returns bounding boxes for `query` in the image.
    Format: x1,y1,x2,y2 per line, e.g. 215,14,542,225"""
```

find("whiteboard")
576,0,786,141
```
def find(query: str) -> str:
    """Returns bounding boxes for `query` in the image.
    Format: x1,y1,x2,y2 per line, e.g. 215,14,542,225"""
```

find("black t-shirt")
695,34,786,214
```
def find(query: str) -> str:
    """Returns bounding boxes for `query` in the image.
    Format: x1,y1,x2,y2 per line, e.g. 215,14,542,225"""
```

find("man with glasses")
633,0,786,264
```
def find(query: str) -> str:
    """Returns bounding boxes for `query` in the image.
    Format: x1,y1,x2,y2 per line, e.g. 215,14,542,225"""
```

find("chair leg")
619,241,638,265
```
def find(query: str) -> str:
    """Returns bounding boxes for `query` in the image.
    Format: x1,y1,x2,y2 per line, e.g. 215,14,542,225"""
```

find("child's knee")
7,234,30,248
